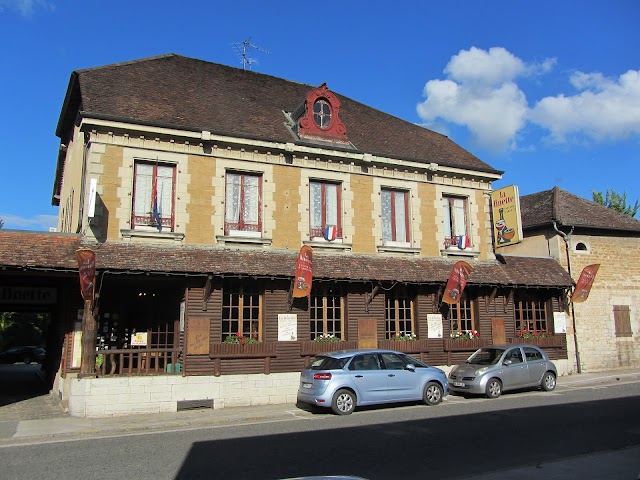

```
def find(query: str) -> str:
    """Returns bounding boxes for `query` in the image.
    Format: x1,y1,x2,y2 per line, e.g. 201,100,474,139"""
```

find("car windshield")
310,355,350,370
467,348,505,365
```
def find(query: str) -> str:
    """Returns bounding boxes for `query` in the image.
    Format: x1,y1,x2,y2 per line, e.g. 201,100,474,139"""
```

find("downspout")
553,220,581,373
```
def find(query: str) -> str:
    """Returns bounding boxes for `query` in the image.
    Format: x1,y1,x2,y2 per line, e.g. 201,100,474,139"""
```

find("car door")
379,352,421,401
523,346,547,386
348,353,388,403
500,347,529,390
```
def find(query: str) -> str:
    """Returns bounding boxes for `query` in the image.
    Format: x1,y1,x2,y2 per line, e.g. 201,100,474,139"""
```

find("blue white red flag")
458,235,469,249
324,225,337,241
152,176,162,232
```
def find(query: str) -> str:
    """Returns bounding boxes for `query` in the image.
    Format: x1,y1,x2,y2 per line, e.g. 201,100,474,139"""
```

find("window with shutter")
613,305,632,337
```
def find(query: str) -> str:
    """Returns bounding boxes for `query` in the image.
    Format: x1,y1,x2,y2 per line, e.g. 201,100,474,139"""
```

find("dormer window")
313,99,332,129
288,83,349,145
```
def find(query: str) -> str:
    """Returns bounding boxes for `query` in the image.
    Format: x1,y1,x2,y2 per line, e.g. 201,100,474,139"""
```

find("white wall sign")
553,312,567,334
278,313,298,341
72,321,82,368
131,332,148,346
427,314,443,338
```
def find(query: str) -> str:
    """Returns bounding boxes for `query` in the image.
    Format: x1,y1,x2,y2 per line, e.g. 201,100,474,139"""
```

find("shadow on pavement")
0,364,65,421
175,395,640,480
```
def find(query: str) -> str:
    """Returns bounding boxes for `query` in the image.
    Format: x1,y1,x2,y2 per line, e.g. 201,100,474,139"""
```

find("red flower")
241,337,246,345
236,332,242,337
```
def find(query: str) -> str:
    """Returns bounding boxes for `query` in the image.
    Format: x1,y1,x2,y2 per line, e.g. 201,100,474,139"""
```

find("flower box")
300,340,357,356
378,339,430,353
209,342,277,358
508,336,565,348
443,338,491,352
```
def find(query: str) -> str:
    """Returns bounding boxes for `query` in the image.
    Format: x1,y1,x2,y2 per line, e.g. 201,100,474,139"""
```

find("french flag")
458,235,469,249
152,176,162,232
324,225,337,241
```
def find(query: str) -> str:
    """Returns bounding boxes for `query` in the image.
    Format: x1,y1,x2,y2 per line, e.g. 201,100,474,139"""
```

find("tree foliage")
0,218,3,228
592,189,639,218
0,312,49,351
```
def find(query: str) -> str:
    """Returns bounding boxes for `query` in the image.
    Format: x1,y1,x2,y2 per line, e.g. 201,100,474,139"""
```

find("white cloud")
0,0,54,15
417,46,639,152
417,47,540,152
530,69,640,143
0,213,58,231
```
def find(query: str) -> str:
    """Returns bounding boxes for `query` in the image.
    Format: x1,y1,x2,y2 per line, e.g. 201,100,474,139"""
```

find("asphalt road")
1,376,639,480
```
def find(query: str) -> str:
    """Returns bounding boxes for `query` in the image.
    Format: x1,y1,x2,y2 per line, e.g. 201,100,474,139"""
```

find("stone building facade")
500,187,640,372
0,54,577,417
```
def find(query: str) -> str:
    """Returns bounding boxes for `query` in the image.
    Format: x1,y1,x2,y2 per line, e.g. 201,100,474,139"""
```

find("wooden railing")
95,348,181,377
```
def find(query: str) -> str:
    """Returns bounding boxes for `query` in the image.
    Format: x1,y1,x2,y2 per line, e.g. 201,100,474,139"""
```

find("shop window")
614,305,632,337
221,281,262,341
381,189,410,244
310,180,342,239
225,172,262,236
449,295,476,334
442,195,469,248
385,287,415,339
515,295,549,335
132,161,175,231
310,285,344,340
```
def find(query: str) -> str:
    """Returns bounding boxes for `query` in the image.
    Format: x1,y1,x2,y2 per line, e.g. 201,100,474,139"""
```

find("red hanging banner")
292,246,313,298
76,248,96,301
442,261,473,305
572,264,600,303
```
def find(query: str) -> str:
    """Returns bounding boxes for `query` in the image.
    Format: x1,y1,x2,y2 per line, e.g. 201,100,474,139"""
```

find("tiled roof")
521,187,640,232
0,231,572,288
57,54,501,174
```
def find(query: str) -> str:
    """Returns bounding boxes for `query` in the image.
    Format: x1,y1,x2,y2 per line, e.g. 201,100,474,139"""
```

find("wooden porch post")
80,299,97,376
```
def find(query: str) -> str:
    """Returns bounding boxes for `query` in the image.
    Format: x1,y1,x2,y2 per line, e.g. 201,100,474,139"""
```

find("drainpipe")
553,221,581,373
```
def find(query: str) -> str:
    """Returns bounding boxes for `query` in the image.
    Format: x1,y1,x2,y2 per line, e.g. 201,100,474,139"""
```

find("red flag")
292,246,313,298
76,248,96,301
442,261,473,304
572,264,599,303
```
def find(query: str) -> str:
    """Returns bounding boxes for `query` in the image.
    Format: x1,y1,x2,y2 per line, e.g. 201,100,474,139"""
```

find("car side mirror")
503,359,513,366
405,364,416,372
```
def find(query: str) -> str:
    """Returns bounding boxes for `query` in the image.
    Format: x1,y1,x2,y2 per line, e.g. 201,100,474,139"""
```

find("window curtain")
134,164,153,217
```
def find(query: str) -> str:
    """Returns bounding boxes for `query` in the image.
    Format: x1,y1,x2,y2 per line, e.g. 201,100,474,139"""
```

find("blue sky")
1,0,638,231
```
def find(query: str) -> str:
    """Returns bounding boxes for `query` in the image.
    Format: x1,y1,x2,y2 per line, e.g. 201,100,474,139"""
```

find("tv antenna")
232,36,270,70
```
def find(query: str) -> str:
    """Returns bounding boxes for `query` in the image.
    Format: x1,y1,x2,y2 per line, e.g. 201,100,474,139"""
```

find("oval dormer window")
313,99,332,129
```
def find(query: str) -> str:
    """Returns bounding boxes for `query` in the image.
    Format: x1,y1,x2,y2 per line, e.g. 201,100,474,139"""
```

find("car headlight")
475,367,490,376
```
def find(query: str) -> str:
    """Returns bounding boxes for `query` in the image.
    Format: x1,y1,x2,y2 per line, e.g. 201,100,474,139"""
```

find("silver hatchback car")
297,349,448,415
448,344,557,398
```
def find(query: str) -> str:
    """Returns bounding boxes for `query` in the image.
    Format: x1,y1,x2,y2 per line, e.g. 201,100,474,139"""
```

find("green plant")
95,353,104,369
391,333,417,341
450,330,480,340
313,334,340,342
223,332,260,345
516,329,551,338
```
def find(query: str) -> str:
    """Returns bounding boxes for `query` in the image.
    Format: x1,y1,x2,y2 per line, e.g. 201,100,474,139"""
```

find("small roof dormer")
288,83,350,146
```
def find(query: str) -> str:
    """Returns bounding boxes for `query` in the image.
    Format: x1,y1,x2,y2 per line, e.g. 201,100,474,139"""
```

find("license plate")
302,382,312,389
453,381,465,387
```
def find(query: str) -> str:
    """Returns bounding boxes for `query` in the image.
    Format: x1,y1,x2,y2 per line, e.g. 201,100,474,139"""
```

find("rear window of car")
310,356,350,370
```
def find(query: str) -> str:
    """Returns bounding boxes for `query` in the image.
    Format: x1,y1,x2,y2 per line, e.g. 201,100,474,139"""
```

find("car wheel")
331,389,356,415
485,378,502,398
423,382,443,406
23,356,32,365
541,372,556,391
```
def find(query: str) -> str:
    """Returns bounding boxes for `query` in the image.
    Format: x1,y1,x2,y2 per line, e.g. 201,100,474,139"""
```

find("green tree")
592,189,639,218
0,218,3,228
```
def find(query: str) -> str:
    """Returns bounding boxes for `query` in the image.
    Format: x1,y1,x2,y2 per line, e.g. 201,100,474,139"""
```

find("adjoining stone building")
500,186,640,372
2,54,574,417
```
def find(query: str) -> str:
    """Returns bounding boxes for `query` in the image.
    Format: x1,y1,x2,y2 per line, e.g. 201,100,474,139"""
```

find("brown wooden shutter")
613,305,632,337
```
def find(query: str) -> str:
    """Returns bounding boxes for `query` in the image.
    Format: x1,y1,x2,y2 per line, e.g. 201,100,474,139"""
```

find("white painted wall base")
60,372,300,418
